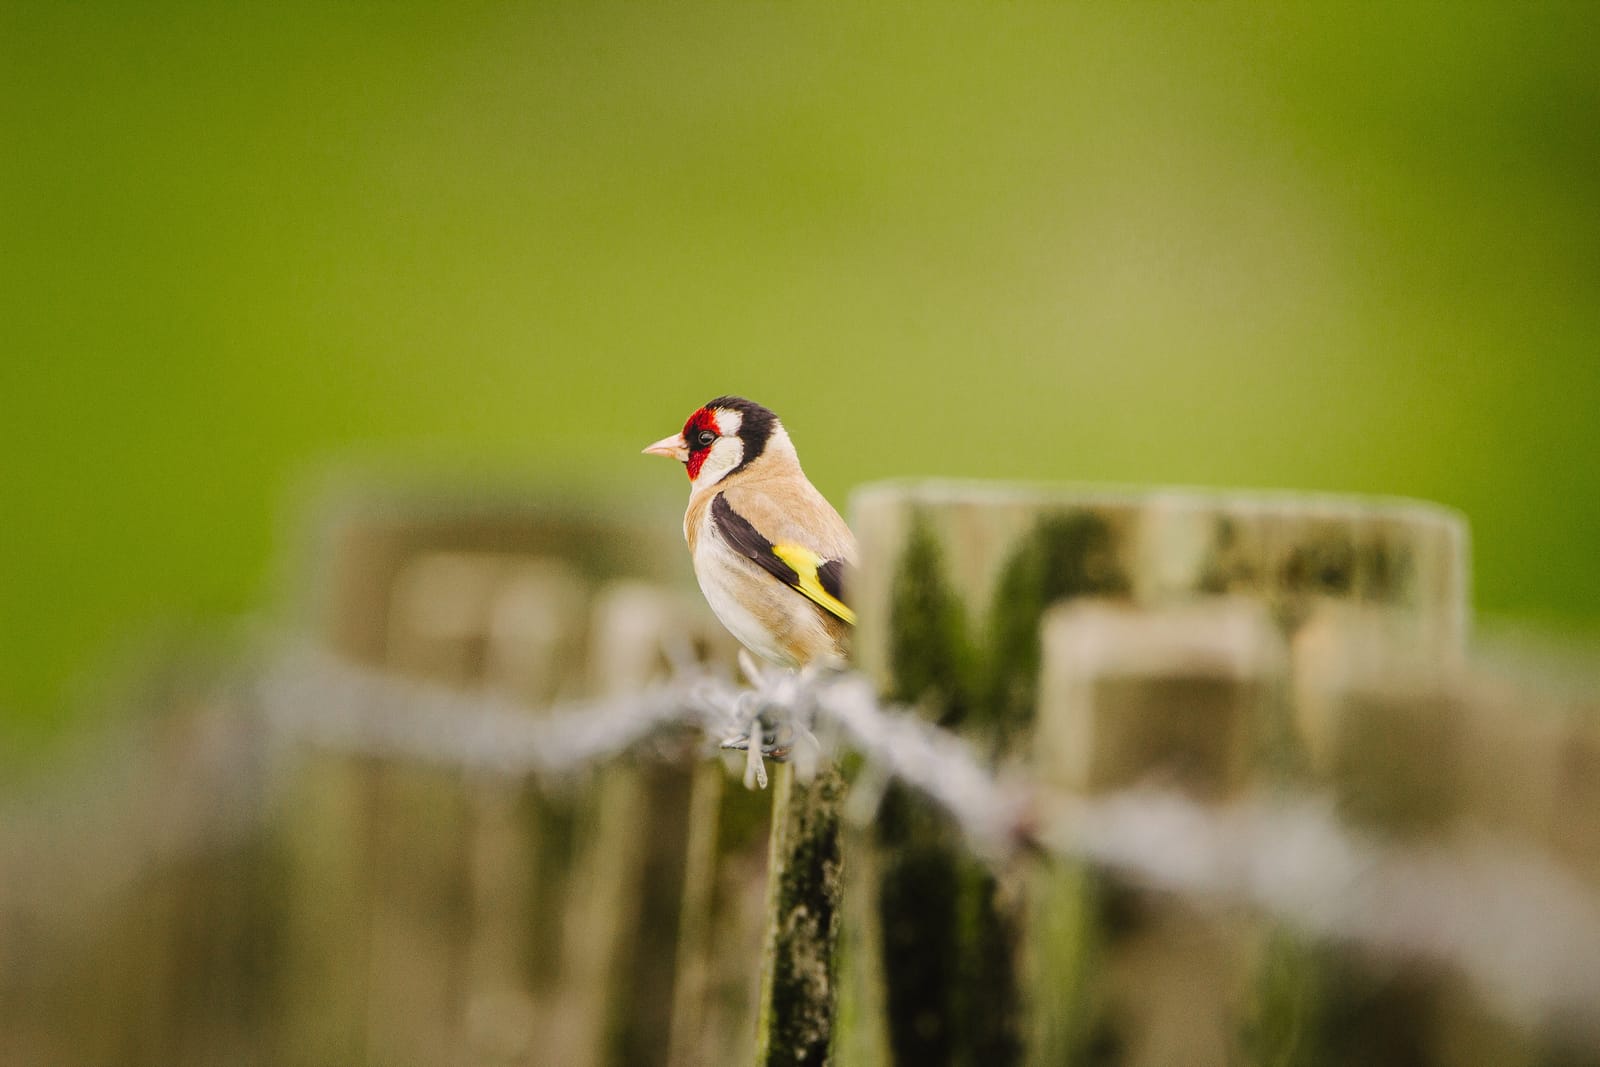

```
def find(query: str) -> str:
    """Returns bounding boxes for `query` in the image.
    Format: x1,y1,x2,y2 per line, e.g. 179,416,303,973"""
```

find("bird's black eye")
696,429,716,448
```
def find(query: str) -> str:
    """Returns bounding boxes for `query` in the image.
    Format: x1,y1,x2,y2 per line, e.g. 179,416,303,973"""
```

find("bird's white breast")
690,507,834,668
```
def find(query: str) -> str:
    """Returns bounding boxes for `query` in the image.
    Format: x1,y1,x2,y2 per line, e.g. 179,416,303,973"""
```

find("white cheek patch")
694,436,746,486
714,408,744,438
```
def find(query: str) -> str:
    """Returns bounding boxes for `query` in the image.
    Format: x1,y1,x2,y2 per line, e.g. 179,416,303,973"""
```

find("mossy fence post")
756,759,847,1067
840,480,1469,1066
278,496,745,1067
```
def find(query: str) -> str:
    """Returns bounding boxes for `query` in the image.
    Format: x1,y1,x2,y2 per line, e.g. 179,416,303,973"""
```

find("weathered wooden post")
275,494,687,1065
535,580,750,1067
1030,599,1282,1066
1288,615,1532,1067
379,551,590,1067
840,480,1470,1065
1335,643,1600,1065
459,556,591,1066
667,741,780,1067
756,760,847,1066
1458,647,1600,893
0,661,286,1067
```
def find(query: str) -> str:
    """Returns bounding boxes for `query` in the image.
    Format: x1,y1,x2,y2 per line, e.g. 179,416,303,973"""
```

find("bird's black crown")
705,395,779,473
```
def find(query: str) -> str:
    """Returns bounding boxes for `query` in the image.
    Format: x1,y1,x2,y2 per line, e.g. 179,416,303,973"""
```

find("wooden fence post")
840,481,1471,1066
462,557,591,1067
755,761,847,1066
542,580,746,1067
1289,620,1517,1067
276,496,691,1066
1294,628,1600,1066
1030,599,1282,1067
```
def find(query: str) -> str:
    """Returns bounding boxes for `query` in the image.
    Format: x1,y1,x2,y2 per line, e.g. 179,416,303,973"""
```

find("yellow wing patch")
772,544,857,625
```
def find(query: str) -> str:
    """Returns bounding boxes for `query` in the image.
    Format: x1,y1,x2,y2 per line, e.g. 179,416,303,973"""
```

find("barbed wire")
253,642,1600,1041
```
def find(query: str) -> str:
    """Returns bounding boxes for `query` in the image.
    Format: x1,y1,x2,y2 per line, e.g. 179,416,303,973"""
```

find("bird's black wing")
711,493,855,625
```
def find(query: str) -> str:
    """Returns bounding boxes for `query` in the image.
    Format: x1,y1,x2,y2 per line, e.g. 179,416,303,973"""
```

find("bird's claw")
718,731,793,760
721,715,796,790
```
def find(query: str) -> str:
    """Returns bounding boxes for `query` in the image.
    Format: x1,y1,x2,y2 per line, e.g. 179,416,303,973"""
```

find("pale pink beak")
642,432,689,462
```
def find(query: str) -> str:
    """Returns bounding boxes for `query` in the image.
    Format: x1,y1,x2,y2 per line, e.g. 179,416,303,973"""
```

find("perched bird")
643,396,856,671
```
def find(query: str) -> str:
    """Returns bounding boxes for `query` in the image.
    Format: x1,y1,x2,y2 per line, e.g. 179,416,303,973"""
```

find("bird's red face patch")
682,407,721,481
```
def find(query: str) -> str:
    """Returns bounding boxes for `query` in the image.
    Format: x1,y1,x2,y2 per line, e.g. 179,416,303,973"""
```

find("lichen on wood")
841,482,1473,1067
756,761,846,1067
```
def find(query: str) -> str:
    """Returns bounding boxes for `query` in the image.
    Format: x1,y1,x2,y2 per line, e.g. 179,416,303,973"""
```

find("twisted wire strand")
251,642,1600,1037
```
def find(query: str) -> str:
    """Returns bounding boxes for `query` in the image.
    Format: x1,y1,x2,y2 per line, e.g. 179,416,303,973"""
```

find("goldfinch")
643,396,856,671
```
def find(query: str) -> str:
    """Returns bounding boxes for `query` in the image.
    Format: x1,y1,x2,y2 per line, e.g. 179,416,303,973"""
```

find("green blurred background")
4,4,1597,749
